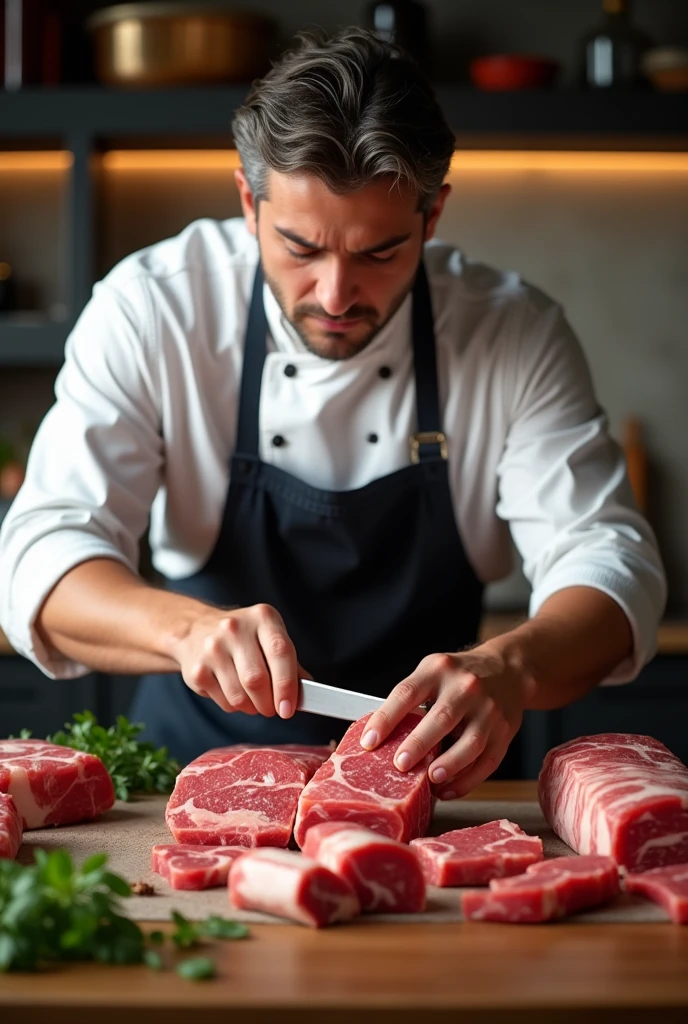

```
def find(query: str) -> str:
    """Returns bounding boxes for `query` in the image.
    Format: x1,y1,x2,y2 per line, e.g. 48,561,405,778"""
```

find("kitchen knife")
297,677,427,722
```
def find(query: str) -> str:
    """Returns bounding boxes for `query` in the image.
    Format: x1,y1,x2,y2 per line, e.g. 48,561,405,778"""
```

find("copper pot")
86,2,277,87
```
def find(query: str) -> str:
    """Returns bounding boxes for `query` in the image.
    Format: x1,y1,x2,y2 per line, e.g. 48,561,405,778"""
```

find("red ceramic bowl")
469,54,560,91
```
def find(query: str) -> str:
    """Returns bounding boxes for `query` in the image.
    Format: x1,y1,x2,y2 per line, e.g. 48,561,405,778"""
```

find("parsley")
14,710,182,801
0,853,249,975
176,957,216,980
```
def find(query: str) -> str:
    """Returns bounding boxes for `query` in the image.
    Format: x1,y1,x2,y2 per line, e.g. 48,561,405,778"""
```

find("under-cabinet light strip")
0,151,73,171
1,150,688,174
100,150,688,174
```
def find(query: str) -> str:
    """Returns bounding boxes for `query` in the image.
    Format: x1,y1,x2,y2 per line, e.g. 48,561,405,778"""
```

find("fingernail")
361,729,378,749
440,790,457,801
279,700,292,719
395,751,412,772
432,767,448,784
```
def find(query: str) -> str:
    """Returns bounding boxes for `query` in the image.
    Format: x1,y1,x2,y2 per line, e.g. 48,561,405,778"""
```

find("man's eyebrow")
274,226,412,255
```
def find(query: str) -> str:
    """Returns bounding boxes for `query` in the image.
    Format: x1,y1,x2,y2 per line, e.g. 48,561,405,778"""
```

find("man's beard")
262,259,421,361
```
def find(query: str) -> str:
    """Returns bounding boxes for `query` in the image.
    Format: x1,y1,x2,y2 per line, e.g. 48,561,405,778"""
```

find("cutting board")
15,794,669,924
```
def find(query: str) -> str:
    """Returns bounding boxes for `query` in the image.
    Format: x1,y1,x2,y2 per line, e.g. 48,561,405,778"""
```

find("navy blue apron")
130,260,520,775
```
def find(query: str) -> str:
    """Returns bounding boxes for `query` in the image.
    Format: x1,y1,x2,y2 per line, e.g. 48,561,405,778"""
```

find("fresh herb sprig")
0,852,249,976
13,710,182,801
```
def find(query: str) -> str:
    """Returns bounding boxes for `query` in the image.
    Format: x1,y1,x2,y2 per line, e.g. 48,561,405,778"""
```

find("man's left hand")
359,646,530,799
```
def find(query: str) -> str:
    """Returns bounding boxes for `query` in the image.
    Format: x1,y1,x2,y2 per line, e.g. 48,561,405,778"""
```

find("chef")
0,28,665,797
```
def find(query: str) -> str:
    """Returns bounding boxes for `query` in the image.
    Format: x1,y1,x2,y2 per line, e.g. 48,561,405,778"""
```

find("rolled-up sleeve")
0,278,163,677
496,294,667,684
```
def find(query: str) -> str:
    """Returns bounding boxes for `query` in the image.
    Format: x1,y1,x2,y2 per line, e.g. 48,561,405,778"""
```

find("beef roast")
165,744,332,847
152,843,247,890
229,848,361,927
0,791,22,859
539,733,688,871
302,821,426,912
0,738,115,828
462,855,620,923
411,819,543,886
294,713,437,848
625,863,688,923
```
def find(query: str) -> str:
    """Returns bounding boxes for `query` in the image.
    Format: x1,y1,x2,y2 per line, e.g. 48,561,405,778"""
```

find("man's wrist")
477,630,539,710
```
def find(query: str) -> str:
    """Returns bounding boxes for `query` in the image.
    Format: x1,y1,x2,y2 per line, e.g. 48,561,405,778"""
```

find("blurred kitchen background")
0,0,687,769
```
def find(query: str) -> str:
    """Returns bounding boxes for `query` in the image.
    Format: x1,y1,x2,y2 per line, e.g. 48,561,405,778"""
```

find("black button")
378,366,392,379
284,364,297,378
272,435,286,448
367,433,379,444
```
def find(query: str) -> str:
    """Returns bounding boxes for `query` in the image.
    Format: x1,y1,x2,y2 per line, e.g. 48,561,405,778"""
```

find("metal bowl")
86,2,277,87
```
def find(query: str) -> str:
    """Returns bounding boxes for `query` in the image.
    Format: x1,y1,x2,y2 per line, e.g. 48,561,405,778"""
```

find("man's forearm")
35,557,213,674
483,586,635,711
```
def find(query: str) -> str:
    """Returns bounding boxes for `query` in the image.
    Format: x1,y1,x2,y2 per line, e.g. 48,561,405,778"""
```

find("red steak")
0,791,22,859
165,744,332,847
411,819,543,886
229,848,360,927
0,739,115,828
625,863,688,924
303,821,426,912
294,713,437,847
152,843,246,890
462,854,620,923
539,733,688,871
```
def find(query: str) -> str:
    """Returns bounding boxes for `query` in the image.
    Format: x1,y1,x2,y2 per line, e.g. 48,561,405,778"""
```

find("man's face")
236,168,449,360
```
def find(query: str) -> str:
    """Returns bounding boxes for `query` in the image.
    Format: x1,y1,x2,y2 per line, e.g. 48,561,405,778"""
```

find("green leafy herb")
176,957,216,981
24,710,182,801
0,853,250,977
201,915,249,940
0,849,143,972
143,949,164,971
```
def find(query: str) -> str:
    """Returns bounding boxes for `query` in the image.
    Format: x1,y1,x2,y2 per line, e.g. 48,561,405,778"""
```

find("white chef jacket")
0,217,666,682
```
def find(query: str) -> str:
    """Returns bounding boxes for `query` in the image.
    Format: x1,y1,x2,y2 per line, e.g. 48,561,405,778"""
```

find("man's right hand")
170,603,303,719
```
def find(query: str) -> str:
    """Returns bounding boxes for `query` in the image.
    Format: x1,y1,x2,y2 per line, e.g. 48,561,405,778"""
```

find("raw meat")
294,713,438,848
165,744,332,847
410,819,543,886
538,733,688,872
462,855,620,923
152,843,247,890
625,863,688,924
229,847,360,927
0,791,22,859
0,738,115,829
302,821,426,913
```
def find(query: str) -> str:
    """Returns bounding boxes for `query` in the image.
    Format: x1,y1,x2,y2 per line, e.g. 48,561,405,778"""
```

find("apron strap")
411,261,445,462
235,261,268,458
235,259,443,461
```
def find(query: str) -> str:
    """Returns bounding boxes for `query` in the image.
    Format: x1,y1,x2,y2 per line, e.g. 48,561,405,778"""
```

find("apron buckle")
409,431,448,464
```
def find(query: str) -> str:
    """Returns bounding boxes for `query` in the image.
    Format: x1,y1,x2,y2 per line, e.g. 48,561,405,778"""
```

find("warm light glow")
1,149,685,176
450,151,688,173
102,149,688,175
101,150,242,172
0,151,73,171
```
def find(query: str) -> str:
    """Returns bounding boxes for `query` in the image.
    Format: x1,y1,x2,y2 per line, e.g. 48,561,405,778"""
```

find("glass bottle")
578,0,652,89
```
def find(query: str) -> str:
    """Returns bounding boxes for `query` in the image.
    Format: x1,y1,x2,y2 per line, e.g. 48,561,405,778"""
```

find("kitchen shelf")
0,87,686,147
0,85,686,371
0,319,69,367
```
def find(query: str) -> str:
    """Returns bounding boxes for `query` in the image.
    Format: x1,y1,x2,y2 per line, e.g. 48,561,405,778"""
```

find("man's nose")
314,258,358,317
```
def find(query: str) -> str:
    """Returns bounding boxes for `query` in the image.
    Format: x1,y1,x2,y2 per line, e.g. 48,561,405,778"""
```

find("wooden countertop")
2,781,688,1024
4,612,688,656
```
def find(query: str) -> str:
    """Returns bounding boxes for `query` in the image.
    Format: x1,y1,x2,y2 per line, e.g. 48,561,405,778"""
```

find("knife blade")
297,678,428,722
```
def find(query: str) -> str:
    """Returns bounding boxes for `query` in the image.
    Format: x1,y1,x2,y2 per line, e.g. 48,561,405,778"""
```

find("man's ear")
235,168,257,235
424,182,451,242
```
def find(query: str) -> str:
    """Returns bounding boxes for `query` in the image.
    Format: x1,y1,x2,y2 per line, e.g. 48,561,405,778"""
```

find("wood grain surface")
2,781,688,1024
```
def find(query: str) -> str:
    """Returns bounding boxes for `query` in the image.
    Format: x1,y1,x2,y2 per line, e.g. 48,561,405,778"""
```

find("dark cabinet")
521,654,688,779
0,656,100,737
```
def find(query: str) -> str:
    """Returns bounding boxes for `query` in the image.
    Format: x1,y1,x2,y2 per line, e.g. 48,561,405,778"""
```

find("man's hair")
231,27,455,214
